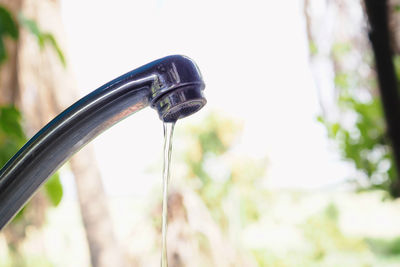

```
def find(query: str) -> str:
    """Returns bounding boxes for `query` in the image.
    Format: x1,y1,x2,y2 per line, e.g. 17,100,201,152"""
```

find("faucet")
0,55,206,229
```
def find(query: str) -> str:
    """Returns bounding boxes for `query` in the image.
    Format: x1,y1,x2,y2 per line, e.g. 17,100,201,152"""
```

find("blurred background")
1,0,400,266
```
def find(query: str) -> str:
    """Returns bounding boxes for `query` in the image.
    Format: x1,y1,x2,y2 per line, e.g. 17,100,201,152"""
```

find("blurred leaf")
0,6,18,64
42,33,66,66
366,237,400,256
0,106,26,140
44,173,63,206
18,13,66,67
18,13,40,40
0,6,19,39
0,106,26,168
309,41,318,55
0,36,6,63
11,206,26,223
240,197,259,224
325,203,339,221
394,55,400,79
317,115,324,124
334,72,350,89
332,42,351,59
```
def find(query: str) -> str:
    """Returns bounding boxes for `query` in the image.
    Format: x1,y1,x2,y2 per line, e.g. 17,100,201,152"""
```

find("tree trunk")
364,0,400,196
0,0,21,105
70,146,126,267
0,0,126,266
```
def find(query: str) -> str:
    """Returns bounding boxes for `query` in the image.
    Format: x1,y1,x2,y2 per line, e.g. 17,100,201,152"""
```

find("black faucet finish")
0,55,206,229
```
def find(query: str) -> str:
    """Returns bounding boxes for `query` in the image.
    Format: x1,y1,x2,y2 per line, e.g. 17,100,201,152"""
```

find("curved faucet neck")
0,55,205,229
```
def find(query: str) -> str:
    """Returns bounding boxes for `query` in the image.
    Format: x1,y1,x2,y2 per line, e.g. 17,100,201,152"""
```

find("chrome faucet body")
0,55,206,229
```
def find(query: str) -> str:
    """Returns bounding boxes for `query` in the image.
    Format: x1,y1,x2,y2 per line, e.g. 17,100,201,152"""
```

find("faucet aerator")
154,85,206,122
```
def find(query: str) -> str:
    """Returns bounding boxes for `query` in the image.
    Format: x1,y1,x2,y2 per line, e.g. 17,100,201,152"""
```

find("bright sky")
59,0,352,197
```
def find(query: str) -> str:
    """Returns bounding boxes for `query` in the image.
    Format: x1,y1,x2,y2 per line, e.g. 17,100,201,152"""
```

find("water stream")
161,122,175,267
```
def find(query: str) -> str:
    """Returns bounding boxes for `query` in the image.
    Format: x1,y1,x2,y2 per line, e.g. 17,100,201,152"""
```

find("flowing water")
161,122,175,267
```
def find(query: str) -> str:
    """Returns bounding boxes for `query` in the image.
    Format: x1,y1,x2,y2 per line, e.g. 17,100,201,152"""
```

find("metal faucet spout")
0,55,206,229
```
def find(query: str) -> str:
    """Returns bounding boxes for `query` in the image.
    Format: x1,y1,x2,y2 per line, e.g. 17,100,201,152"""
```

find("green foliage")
0,5,18,63
332,42,351,59
0,106,26,167
303,203,366,256
318,95,393,190
18,14,66,67
248,198,400,267
0,252,54,267
44,172,63,206
309,41,318,56
183,112,267,229
317,40,397,196
366,237,400,257
252,250,291,267
334,72,350,90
